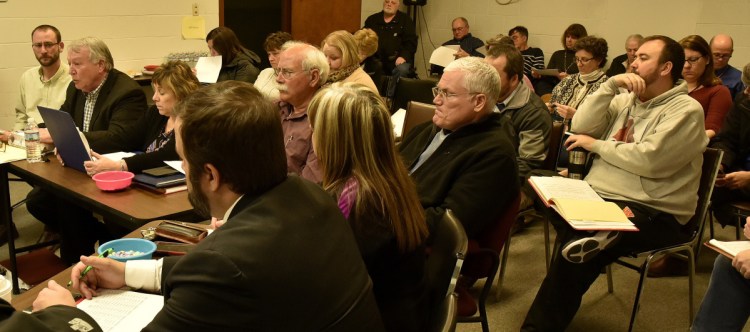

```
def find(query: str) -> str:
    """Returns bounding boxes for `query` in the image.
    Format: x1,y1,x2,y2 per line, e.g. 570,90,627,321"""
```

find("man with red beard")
522,35,708,331
5,25,72,139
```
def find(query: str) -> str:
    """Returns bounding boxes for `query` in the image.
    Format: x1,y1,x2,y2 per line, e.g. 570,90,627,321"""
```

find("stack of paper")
529,176,638,231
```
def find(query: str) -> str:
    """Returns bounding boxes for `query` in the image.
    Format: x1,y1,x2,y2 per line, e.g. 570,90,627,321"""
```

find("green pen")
67,248,114,287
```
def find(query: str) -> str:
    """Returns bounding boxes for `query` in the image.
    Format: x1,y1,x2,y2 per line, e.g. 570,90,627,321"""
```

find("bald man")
711,34,745,100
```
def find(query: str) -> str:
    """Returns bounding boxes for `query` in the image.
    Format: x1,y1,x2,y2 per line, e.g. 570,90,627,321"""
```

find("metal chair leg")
543,218,550,271
495,234,511,301
606,265,614,293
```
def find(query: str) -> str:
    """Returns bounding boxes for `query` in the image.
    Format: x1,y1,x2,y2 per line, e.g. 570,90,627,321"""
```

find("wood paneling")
291,0,361,46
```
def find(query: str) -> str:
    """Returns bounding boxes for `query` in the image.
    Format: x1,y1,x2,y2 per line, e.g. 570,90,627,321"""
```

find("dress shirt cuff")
125,258,163,292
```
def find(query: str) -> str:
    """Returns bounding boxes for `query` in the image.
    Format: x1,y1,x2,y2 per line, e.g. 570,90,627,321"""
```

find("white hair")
444,57,501,110
281,41,330,86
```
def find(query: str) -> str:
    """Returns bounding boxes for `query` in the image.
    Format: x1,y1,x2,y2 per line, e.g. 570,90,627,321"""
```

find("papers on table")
164,160,185,174
429,45,460,68
76,289,163,332
534,69,561,77
100,152,135,161
0,146,28,164
196,56,222,83
391,108,406,138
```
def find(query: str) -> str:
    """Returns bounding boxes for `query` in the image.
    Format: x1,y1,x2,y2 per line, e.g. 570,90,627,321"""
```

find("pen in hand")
68,248,113,287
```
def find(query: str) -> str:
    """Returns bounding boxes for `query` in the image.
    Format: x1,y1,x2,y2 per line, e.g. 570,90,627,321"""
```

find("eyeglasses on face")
575,57,593,64
432,87,478,99
32,42,59,49
274,68,307,80
712,52,732,60
685,56,703,66
452,26,466,32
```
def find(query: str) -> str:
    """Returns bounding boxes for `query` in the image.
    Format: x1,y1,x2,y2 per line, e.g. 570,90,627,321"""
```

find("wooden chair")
605,147,723,331
426,209,468,332
402,101,436,139
391,78,437,114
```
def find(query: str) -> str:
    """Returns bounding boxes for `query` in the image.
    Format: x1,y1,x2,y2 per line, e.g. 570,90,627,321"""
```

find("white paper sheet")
100,152,135,161
164,160,185,174
77,289,163,332
429,46,460,68
196,56,223,83
0,146,27,164
392,108,406,138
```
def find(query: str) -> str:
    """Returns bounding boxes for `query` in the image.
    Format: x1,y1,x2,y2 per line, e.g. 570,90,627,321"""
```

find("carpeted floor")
2,180,748,331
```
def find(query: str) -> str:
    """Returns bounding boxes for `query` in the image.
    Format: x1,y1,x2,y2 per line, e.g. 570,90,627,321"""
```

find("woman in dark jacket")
84,60,200,174
206,27,261,83
309,82,430,332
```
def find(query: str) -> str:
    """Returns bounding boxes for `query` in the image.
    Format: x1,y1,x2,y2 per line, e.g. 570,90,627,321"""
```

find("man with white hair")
27,36,146,264
276,41,329,183
399,56,518,316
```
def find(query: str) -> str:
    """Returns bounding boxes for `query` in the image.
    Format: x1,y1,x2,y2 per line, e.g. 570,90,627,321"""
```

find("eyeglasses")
575,57,593,64
274,68,307,80
712,52,732,60
452,26,466,32
685,56,703,66
432,87,478,99
32,42,59,49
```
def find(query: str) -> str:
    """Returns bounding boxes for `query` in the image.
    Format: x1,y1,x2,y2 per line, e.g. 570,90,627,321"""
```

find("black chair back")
391,78,436,114
426,209,468,332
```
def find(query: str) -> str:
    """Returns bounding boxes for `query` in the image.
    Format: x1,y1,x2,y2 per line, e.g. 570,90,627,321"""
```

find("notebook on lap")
37,106,91,172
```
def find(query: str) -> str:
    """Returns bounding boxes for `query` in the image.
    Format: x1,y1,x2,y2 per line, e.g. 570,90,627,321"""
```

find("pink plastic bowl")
92,171,134,191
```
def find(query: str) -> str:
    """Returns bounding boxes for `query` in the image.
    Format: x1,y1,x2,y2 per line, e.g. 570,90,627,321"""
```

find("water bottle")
568,147,588,180
24,118,42,163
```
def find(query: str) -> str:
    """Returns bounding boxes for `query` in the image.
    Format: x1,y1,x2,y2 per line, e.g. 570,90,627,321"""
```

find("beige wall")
361,0,750,78
0,0,219,129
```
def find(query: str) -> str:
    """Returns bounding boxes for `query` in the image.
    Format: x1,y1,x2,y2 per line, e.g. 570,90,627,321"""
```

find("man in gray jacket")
485,44,551,210
522,35,708,331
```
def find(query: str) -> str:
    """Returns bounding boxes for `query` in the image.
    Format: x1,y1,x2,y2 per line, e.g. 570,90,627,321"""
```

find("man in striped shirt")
510,26,545,90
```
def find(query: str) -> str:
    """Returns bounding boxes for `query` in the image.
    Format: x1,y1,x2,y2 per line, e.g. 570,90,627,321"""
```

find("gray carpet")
455,216,749,332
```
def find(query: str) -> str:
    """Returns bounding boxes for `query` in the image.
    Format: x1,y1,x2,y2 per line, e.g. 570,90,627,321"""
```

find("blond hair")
309,82,428,251
353,28,378,58
321,30,360,68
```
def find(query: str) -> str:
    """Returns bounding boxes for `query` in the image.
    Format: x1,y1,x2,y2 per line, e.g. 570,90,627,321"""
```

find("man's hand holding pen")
70,255,126,300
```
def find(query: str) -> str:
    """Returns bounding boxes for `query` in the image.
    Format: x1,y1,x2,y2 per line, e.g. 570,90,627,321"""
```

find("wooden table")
10,220,164,311
1,158,194,294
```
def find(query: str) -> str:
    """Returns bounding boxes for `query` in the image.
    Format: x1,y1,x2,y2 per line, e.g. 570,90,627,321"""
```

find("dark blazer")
111,105,177,173
145,176,384,331
606,53,629,77
399,113,519,239
712,94,750,170
364,10,418,75
0,299,102,332
59,68,147,153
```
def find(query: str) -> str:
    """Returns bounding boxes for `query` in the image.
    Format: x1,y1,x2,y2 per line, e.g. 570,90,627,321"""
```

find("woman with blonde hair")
321,30,379,93
309,82,429,332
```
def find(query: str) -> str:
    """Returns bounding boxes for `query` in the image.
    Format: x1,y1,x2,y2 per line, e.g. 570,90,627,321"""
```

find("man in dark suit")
399,57,519,316
39,36,146,153
27,37,148,264
16,82,384,332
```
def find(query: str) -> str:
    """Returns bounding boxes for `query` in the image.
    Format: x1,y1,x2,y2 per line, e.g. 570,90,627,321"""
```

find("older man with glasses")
364,0,418,98
430,17,485,76
276,41,329,183
399,56,518,317
711,33,745,100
